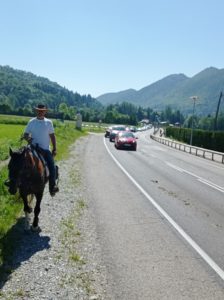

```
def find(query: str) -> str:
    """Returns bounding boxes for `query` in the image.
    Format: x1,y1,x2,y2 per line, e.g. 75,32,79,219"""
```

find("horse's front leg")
21,191,33,214
20,192,32,231
32,192,43,231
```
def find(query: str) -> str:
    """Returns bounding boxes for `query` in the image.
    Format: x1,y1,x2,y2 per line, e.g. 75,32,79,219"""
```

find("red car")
114,131,138,151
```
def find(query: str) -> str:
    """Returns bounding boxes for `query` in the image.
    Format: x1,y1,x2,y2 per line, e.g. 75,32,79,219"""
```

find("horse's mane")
13,146,26,155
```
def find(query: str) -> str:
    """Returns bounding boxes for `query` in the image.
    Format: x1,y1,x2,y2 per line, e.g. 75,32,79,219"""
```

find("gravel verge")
0,136,109,300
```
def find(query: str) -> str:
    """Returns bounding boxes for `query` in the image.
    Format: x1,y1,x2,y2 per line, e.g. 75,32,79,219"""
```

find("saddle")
29,144,59,184
29,145,50,179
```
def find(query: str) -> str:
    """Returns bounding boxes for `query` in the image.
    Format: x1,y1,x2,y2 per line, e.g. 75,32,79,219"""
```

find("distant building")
140,119,150,125
160,121,168,126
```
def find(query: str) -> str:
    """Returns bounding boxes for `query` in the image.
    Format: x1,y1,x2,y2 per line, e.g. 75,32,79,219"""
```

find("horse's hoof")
31,225,41,233
24,212,31,231
27,207,33,213
25,207,32,214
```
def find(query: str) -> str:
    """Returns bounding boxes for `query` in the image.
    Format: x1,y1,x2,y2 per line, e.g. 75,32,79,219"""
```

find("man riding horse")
23,104,59,197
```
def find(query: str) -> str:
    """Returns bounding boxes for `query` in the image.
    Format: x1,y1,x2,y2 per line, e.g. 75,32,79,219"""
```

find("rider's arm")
49,133,57,156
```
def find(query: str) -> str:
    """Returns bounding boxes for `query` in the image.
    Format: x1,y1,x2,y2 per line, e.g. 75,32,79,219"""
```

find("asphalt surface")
82,131,224,299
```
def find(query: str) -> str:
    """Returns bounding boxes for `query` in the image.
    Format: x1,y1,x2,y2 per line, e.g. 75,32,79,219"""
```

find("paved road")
82,131,224,299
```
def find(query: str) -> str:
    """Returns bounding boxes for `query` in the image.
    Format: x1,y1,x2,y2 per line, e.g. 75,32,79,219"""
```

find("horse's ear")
9,148,13,156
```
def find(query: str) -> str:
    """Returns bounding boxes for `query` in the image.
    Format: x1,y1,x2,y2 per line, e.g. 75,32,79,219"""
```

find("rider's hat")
34,104,48,111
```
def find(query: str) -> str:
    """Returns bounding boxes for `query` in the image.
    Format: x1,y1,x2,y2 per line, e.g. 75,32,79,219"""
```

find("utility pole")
213,91,223,132
189,96,199,145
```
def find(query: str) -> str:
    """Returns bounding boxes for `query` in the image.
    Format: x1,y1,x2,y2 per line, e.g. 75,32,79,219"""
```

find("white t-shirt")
25,117,54,150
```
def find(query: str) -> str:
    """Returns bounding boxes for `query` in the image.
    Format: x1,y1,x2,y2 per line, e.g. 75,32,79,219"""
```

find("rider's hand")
27,136,33,143
52,149,57,157
23,133,32,143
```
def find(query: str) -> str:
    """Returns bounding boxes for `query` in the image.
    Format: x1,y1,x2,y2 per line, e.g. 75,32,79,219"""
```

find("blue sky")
1,0,224,98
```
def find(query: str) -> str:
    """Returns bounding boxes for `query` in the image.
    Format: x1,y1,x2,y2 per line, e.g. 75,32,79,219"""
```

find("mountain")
97,67,224,116
1,65,223,117
97,89,138,106
0,65,102,112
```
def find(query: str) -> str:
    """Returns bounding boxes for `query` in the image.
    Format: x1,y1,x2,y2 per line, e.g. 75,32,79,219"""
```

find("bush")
166,127,224,152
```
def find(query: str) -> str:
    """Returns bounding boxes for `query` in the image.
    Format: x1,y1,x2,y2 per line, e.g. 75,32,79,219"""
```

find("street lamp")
189,96,199,145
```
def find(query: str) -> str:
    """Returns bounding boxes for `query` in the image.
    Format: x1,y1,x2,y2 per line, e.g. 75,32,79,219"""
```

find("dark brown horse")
6,146,48,231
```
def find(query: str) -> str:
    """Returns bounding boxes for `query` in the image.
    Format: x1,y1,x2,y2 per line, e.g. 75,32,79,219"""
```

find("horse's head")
6,147,26,195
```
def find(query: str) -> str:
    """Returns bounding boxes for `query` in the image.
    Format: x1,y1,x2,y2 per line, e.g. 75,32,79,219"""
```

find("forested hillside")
1,65,224,129
0,65,102,118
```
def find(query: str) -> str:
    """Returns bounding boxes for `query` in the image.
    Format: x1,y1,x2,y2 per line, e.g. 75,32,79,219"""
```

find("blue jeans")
41,149,56,190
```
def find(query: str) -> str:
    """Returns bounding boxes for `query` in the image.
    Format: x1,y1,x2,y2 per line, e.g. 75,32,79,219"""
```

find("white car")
109,125,127,142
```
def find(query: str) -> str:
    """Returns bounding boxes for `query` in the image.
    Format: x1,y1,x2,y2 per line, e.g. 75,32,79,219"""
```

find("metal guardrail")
150,135,224,164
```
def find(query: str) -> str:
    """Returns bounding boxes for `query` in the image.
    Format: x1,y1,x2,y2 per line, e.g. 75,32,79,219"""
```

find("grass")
0,114,30,125
59,199,86,249
0,168,23,239
0,124,26,160
69,252,85,264
54,121,87,161
0,288,30,299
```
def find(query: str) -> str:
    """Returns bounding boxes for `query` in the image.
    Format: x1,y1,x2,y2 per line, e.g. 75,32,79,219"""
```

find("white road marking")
199,160,224,171
104,138,224,281
166,162,224,193
166,162,185,173
198,178,224,193
145,134,224,170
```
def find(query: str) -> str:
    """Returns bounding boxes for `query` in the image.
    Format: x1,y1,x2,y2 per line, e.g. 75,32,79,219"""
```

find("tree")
137,106,145,120
58,102,69,120
0,103,12,114
68,106,76,120
129,114,137,125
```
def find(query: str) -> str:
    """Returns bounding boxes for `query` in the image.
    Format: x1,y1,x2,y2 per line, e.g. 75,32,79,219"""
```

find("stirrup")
50,186,59,197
